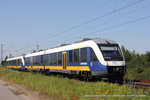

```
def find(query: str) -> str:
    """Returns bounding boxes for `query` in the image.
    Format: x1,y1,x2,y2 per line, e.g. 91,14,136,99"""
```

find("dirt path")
0,79,57,100
0,80,20,100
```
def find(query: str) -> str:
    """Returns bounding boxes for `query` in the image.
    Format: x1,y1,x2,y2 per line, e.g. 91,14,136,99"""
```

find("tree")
121,46,132,62
1,56,8,67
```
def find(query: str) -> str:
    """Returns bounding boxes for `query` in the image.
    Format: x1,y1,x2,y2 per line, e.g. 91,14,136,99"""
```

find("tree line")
122,46,150,68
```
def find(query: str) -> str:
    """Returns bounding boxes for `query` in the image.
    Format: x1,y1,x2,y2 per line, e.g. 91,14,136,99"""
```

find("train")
6,38,126,80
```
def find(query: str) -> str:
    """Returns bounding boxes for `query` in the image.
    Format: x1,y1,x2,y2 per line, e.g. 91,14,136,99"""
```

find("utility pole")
36,44,39,51
1,44,4,63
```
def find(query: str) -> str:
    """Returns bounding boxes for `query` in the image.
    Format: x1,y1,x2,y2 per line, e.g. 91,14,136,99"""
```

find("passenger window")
33,56,35,65
58,52,62,65
45,54,49,64
34,56,36,65
90,48,98,61
81,48,87,62
69,50,73,62
54,53,57,65
36,56,39,65
74,49,79,62
50,54,54,65
41,55,44,64
17,59,21,66
13,60,16,66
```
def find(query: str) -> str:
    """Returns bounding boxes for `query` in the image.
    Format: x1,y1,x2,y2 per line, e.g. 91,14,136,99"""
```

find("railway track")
125,79,150,90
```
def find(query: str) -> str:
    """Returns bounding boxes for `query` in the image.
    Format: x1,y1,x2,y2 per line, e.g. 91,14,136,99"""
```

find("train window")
29,57,31,65
12,60,13,66
25,58,27,65
13,60,15,66
81,48,87,62
11,61,12,65
12,60,14,66
33,56,35,65
17,59,21,66
10,61,12,65
34,56,36,65
90,48,98,61
25,58,30,65
27,57,31,65
50,54,54,65
41,55,44,64
58,52,62,65
11,60,13,66
19,59,22,65
74,49,79,62
16,60,18,66
36,56,39,65
69,50,73,63
54,53,57,65
45,54,49,64
33,56,37,65
35,56,37,65
13,60,16,66
13,60,15,65
28,58,30,65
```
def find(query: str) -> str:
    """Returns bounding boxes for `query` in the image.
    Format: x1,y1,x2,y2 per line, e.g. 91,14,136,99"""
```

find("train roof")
6,56,24,61
93,38,117,44
25,38,118,58
75,38,117,44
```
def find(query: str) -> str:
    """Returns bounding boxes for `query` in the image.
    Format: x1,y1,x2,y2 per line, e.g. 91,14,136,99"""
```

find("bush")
135,67,144,73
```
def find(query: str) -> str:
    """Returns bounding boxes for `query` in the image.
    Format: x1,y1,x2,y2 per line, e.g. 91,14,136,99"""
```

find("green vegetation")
122,46,150,80
0,67,149,100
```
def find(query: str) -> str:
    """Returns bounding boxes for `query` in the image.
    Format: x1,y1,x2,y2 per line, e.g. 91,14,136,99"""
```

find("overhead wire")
10,0,114,54
43,15,150,48
42,0,147,48
81,15,150,38
33,0,114,44
37,0,144,48
11,0,144,55
65,3,150,36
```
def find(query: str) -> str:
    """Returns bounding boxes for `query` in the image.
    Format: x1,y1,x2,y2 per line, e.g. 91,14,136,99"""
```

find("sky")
0,0,150,60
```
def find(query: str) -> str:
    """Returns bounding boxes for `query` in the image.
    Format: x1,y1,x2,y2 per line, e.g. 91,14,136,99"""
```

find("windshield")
98,44,123,61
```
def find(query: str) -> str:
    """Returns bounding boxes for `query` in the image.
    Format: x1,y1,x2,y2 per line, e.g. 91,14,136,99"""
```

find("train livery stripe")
25,66,32,69
67,66,90,71
6,66,21,68
25,66,44,69
32,66,44,69
45,66,63,70
24,66,90,71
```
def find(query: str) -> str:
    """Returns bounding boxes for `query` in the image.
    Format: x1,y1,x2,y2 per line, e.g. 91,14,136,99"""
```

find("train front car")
90,39,126,80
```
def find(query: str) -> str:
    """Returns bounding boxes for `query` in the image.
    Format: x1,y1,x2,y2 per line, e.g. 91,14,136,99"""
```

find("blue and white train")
6,38,126,80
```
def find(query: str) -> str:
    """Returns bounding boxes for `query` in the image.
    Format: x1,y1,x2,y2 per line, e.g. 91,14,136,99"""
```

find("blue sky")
0,0,150,59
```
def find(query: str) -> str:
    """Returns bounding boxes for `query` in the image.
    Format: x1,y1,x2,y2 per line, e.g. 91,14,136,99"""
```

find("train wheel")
109,77,124,84
45,69,50,75
81,71,92,81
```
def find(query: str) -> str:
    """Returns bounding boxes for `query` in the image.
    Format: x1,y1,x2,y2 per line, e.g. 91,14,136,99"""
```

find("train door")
63,52,67,70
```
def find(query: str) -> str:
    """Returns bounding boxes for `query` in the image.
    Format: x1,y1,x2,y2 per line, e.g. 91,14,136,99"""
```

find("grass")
0,67,150,100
